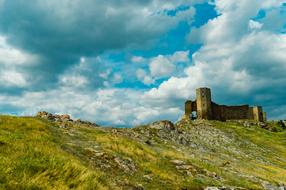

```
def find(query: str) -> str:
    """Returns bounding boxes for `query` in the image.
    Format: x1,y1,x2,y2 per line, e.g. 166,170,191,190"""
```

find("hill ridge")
0,114,285,189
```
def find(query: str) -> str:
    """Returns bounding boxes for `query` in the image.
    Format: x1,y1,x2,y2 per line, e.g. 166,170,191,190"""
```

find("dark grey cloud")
0,0,197,91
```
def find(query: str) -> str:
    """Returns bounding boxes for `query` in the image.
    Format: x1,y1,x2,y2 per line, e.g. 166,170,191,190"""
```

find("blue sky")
0,0,285,126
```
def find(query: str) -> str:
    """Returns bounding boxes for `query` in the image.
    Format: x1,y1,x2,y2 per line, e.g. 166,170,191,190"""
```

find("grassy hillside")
0,115,285,190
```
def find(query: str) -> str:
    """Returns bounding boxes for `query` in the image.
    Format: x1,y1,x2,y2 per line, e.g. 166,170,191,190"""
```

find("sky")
0,0,286,127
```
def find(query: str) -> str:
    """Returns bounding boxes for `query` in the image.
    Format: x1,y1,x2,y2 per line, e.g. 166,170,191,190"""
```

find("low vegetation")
0,115,285,189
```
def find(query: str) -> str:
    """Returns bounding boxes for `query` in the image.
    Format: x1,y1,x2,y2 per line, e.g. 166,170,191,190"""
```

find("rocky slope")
0,113,285,190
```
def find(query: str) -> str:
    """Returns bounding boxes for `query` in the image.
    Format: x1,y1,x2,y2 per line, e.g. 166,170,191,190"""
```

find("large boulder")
36,111,55,121
36,111,99,127
59,114,71,121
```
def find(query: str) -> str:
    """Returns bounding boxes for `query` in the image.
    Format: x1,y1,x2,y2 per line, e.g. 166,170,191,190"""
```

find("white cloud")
170,50,190,63
131,56,145,63
0,36,37,66
136,69,155,85
0,70,28,87
248,20,263,30
0,87,182,126
58,56,120,89
150,55,175,78
99,69,112,79
60,75,89,87
136,69,147,80
188,0,285,44
112,73,123,84
0,35,39,87
135,50,190,85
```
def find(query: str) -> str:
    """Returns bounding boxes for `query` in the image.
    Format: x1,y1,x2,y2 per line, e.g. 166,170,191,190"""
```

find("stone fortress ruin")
185,88,266,122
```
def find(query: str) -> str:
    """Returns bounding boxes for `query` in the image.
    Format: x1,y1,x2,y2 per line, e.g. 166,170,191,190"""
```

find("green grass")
0,116,106,190
0,115,285,189
210,120,286,184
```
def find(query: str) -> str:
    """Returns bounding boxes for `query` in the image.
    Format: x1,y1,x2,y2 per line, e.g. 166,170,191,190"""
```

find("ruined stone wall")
185,100,193,116
184,88,265,122
212,104,250,121
211,103,223,120
211,104,265,121
248,107,254,120
185,100,197,118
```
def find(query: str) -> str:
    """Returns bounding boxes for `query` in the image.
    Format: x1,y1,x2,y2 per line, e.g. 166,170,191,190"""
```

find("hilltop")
0,113,285,190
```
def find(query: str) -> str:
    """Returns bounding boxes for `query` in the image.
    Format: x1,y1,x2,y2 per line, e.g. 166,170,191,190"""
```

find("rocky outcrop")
36,111,99,128
149,120,175,130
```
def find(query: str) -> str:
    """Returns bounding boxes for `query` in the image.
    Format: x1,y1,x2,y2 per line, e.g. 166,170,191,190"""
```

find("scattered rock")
204,187,244,190
59,124,68,129
60,114,71,121
176,165,193,170
170,160,185,165
278,183,286,190
143,174,152,181
134,184,144,190
243,121,251,128
94,152,105,157
149,120,175,130
114,157,137,173
186,171,193,177
204,187,220,190
261,181,276,190
112,129,118,134
171,159,198,176
176,164,197,175
36,111,55,121
203,169,219,179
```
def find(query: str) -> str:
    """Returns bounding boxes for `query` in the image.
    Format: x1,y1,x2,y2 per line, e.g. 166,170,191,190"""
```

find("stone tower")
196,88,212,120
253,106,264,122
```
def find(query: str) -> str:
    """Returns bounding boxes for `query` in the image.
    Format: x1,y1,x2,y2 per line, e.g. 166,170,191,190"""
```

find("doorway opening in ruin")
191,111,197,120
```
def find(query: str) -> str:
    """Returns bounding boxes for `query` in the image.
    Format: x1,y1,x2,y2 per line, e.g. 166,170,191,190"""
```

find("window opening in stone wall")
191,111,197,120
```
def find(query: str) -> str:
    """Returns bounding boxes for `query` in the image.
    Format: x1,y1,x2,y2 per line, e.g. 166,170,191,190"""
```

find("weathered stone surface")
143,174,152,181
204,187,220,190
36,111,55,121
114,157,137,173
149,120,175,130
170,160,185,165
60,114,71,121
185,88,265,122
36,111,99,127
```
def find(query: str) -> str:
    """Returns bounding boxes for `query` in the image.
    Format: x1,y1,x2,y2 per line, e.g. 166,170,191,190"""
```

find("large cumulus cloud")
0,87,182,126
0,36,39,92
145,0,286,119
0,0,199,90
